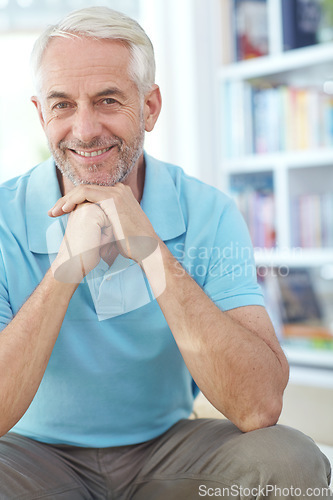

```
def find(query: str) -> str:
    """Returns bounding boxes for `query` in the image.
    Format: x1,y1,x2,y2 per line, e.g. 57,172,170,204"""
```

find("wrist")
50,252,87,286
140,239,169,299
43,267,79,300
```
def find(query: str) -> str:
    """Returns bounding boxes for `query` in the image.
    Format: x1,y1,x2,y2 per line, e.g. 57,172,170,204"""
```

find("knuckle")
111,189,120,200
86,202,99,213
78,185,90,196
79,201,92,211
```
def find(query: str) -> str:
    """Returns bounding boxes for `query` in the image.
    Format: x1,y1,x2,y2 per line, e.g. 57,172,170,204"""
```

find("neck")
122,152,146,203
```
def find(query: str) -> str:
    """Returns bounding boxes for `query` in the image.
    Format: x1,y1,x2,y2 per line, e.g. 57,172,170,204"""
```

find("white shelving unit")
218,4,333,261
214,0,333,371
218,40,333,80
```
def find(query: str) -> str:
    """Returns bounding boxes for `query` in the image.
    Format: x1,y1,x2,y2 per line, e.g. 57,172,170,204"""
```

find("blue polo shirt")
0,154,264,447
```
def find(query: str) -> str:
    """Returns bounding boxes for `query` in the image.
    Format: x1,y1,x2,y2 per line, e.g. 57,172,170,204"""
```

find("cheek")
44,118,71,146
45,113,60,126
45,109,69,127
109,103,143,130
109,111,143,138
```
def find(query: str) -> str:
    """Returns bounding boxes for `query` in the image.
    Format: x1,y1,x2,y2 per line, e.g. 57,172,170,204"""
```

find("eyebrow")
46,87,127,101
95,88,127,100
46,91,69,101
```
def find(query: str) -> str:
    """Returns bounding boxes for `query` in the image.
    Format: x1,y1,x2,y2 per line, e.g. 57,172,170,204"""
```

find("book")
283,324,333,341
233,0,269,61
276,267,323,324
291,192,333,248
281,0,322,51
258,266,333,343
229,171,276,248
224,81,333,157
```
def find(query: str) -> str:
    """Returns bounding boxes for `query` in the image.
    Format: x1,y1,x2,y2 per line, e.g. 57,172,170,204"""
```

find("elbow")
238,360,290,432
0,422,11,438
0,416,15,438
0,408,21,438
236,396,283,433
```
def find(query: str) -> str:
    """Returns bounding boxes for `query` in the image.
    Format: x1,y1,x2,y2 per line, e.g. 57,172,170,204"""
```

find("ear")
31,96,46,130
143,84,162,132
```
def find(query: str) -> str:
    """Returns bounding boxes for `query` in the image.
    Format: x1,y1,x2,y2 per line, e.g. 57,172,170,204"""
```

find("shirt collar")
141,153,186,241
26,153,186,254
26,157,63,254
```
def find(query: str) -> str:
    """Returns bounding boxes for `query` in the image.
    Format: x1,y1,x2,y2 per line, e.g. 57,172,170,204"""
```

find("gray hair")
31,6,156,96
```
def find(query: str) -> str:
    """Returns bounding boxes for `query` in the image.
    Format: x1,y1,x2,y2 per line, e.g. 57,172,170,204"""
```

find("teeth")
76,147,111,157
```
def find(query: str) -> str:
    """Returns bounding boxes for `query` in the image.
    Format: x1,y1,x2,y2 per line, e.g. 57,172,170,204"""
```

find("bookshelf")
215,0,333,373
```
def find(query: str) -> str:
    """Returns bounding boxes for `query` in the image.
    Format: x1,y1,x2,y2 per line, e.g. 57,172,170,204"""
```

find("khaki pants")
0,419,331,499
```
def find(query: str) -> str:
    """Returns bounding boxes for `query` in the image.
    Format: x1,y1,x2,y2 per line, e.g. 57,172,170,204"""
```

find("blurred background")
0,0,217,184
1,0,332,455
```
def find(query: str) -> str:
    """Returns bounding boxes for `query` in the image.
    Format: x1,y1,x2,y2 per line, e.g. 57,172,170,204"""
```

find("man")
0,6,331,499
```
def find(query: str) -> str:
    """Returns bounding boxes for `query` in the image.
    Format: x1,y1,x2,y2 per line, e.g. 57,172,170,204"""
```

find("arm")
0,202,108,436
0,271,77,436
143,242,289,432
50,184,289,432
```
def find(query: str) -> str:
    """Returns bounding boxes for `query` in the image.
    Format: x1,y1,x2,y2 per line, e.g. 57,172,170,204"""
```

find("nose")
72,105,103,144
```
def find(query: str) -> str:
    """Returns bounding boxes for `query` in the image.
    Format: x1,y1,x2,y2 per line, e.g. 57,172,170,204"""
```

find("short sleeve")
203,199,265,311
0,250,13,332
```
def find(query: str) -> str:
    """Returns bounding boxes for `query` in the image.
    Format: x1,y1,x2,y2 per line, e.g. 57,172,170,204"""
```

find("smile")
74,146,113,157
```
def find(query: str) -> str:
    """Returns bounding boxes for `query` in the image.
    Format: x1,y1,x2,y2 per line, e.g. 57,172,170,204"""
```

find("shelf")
255,248,333,267
288,365,333,388
218,41,333,81
283,346,333,369
215,0,333,390
222,148,333,172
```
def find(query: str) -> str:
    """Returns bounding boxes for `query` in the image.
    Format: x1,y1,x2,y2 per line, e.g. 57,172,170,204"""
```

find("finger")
48,200,75,217
99,198,125,241
48,186,113,217
48,197,92,217
48,195,79,217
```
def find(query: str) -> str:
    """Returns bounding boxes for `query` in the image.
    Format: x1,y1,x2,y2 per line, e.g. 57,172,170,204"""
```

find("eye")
101,98,118,105
53,102,71,110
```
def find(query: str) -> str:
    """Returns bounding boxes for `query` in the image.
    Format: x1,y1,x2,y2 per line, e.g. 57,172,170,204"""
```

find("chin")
54,147,138,188
70,166,132,187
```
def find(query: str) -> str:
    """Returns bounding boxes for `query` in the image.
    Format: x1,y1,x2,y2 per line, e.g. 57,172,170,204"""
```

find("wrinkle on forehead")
38,37,135,98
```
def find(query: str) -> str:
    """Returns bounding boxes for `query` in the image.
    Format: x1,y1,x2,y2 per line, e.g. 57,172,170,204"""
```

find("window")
0,0,140,182
0,1,212,183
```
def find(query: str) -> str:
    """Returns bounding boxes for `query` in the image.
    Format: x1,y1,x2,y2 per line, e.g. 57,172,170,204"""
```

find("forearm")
0,269,77,435
143,241,289,432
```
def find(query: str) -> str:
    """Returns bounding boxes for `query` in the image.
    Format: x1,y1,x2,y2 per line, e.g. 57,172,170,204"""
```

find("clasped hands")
48,184,158,284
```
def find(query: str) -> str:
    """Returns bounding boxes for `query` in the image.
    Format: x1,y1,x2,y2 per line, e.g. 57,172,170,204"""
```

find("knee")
230,424,331,489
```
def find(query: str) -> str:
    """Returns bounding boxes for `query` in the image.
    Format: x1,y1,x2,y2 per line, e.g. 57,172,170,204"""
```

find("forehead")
39,37,134,96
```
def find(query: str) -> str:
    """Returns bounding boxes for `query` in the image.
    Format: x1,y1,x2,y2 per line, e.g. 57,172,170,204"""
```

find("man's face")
32,37,148,187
